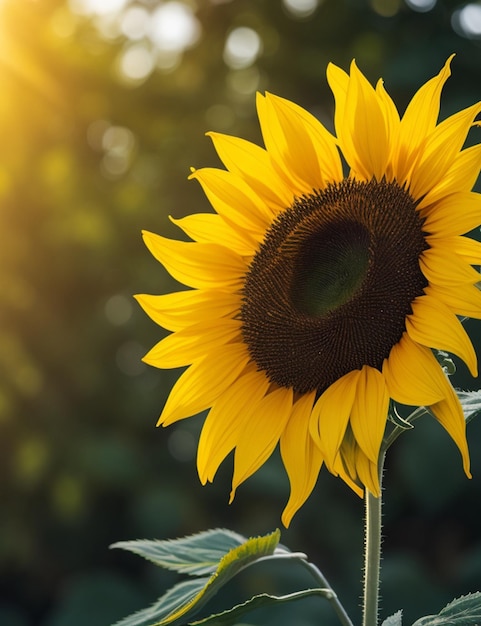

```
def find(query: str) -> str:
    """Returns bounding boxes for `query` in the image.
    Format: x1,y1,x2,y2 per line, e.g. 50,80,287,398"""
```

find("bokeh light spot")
120,6,149,41
405,0,437,12
148,2,201,52
371,0,401,17
104,294,133,326
14,438,50,487
118,43,154,83
452,3,481,38
282,0,319,18
223,27,262,69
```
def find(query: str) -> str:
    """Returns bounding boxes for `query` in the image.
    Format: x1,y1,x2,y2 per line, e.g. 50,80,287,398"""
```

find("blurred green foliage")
1,0,481,624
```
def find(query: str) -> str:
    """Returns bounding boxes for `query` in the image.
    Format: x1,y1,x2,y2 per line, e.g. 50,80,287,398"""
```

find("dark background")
2,0,481,624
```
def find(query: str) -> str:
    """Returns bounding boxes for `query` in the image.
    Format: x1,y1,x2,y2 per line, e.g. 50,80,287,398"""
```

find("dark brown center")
240,178,429,395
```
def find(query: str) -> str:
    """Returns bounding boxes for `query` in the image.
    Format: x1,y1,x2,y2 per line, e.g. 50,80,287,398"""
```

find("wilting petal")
350,366,390,464
310,369,361,471
231,386,294,498
280,391,321,527
407,294,478,377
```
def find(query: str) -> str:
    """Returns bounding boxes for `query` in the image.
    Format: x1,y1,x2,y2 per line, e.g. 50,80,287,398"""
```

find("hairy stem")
362,451,385,626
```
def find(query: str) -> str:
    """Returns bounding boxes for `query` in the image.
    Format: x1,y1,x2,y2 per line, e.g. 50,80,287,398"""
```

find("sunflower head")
137,56,481,526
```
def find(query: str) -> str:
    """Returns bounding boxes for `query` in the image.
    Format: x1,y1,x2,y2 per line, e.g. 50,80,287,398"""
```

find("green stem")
298,558,355,626
362,451,385,626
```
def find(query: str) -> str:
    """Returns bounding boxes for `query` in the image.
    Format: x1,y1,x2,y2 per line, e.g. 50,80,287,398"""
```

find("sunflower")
137,57,481,526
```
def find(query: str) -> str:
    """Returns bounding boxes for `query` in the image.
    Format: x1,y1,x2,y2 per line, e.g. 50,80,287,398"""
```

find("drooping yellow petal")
350,366,390,464
158,343,250,426
207,132,293,209
395,56,453,184
309,369,361,471
383,332,448,406
230,386,294,499
197,368,270,484
425,283,481,320
143,319,241,369
406,294,478,377
189,167,273,231
353,447,380,497
333,429,365,497
279,391,322,527
420,246,481,286
170,213,257,256
421,192,481,238
429,382,471,478
134,290,240,332
142,231,248,290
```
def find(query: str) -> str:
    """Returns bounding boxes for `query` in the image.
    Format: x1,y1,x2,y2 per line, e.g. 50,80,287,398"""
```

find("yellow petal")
429,383,471,478
257,92,342,193
272,93,343,183
143,319,241,369
375,79,401,180
420,246,481,286
279,391,322,527
406,294,478,377
422,192,481,237
395,56,453,184
309,369,361,471
256,92,314,195
383,332,448,406
334,429,365,497
170,213,256,256
189,167,273,232
230,386,294,498
350,366,390,464
409,101,481,199
420,144,481,207
347,61,390,181
142,231,247,290
134,290,240,332
158,343,250,426
353,447,380,497
207,132,293,209
442,234,481,265
425,283,481,320
197,368,270,484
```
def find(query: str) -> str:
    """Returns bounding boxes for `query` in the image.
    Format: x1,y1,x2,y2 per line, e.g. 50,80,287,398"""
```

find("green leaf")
112,529,282,626
112,579,210,626
381,610,402,626
457,390,481,424
111,528,246,576
189,589,330,625
411,592,481,625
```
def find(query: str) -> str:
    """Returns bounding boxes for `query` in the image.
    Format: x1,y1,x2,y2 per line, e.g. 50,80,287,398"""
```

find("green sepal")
411,592,481,625
111,529,282,626
457,390,481,424
111,528,247,576
189,589,330,625
388,404,415,430
381,610,402,626
436,351,456,376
